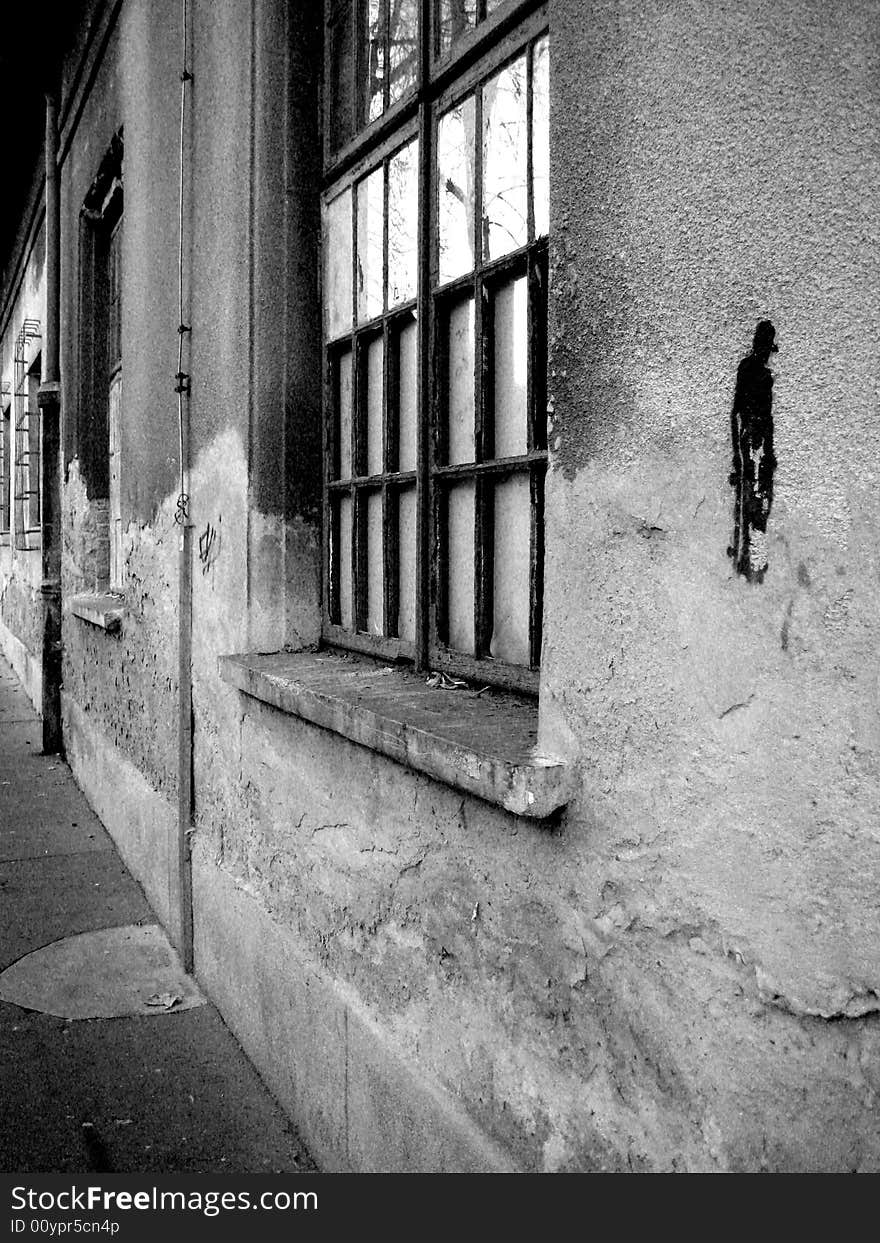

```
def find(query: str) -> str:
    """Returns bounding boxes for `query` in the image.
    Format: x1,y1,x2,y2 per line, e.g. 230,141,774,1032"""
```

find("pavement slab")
0,654,316,1174
0,924,206,1019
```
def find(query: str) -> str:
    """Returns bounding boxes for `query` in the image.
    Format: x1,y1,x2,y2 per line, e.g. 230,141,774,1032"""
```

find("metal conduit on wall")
175,0,194,973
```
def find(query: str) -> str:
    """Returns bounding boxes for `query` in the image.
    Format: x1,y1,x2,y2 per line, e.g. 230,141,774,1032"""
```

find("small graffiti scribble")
198,516,221,575
728,320,778,583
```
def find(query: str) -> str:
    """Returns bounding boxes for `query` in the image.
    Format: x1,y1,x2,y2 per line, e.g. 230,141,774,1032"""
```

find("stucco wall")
10,0,878,1174
58,0,182,925
538,0,880,1168
194,0,880,1171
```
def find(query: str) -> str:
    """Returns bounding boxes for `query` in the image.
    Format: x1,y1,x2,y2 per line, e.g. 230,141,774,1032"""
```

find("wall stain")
781,598,794,651
728,321,778,583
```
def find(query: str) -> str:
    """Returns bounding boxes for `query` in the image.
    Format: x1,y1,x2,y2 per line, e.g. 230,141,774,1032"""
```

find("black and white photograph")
0,0,878,1213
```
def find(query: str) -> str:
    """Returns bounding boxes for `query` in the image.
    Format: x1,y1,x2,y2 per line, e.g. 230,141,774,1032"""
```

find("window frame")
322,0,548,695
78,131,124,592
0,381,11,538
12,320,42,549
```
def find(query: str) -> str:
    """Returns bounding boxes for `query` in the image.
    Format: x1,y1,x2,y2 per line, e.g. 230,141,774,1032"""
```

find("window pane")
533,35,549,239
335,347,353,479
325,189,353,339
438,98,475,285
388,139,418,308
437,0,476,56
482,56,527,261
389,0,418,105
365,335,384,476
338,494,353,628
108,221,122,372
445,296,474,465
445,481,475,654
491,473,530,665
360,0,385,125
397,486,416,642
366,490,384,634
329,0,355,151
356,168,384,322
395,316,418,472
492,275,528,458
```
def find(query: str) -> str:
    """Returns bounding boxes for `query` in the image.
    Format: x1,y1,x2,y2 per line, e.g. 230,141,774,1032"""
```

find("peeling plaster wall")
535,0,880,1168
63,477,180,796
58,0,182,913
11,0,878,1175
190,0,880,1172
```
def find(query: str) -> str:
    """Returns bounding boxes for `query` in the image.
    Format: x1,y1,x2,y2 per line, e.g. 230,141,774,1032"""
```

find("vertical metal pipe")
175,0,194,973
39,88,63,755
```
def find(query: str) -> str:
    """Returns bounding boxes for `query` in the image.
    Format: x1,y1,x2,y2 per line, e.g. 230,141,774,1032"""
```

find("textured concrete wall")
193,0,880,1171
538,0,880,1168
60,0,180,811
21,0,880,1175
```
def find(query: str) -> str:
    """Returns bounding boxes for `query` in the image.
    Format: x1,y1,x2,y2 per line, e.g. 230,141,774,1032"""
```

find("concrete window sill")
218,650,574,820
69,592,125,633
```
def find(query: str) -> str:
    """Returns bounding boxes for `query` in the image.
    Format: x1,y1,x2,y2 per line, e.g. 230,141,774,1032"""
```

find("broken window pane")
397,486,417,642
437,0,477,56
533,35,549,239
492,275,528,458
482,55,527,261
445,481,475,653
366,490,384,633
360,0,385,124
364,335,384,476
335,347,354,479
388,139,418,308
438,98,475,285
389,0,418,105
357,168,384,322
444,296,474,465
490,473,530,665
325,188,353,340
394,316,418,472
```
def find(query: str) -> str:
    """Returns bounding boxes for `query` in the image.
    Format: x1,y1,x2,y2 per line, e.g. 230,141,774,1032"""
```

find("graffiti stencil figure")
728,319,778,582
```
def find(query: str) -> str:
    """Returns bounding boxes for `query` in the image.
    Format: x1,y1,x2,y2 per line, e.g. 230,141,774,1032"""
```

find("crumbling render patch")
755,966,880,1021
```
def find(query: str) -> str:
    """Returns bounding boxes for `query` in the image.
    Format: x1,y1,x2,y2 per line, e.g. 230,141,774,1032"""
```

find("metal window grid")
323,0,547,694
13,319,42,547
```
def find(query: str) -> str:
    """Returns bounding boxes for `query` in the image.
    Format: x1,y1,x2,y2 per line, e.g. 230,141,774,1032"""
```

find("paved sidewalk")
0,655,315,1174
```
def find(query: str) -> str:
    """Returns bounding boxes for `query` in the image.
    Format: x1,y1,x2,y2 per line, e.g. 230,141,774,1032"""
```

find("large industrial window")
79,132,124,590
323,0,548,694
12,321,42,549
0,381,10,538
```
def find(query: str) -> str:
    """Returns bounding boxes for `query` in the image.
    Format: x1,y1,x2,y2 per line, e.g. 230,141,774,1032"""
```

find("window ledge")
218,650,574,820
70,592,125,633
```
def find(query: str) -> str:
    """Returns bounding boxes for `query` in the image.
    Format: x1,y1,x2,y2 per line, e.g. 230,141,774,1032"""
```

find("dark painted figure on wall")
728,320,778,582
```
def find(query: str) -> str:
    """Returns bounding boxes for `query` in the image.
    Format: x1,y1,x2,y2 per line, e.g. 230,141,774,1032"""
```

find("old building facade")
1,0,879,1171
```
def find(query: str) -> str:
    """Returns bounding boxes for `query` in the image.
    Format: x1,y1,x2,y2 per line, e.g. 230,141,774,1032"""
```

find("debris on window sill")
218,649,574,819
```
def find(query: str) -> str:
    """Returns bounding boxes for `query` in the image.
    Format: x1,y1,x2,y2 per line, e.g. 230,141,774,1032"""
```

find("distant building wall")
0,225,46,708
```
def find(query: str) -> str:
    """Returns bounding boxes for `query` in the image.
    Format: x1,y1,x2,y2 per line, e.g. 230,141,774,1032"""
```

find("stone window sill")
70,592,125,633
218,650,574,820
